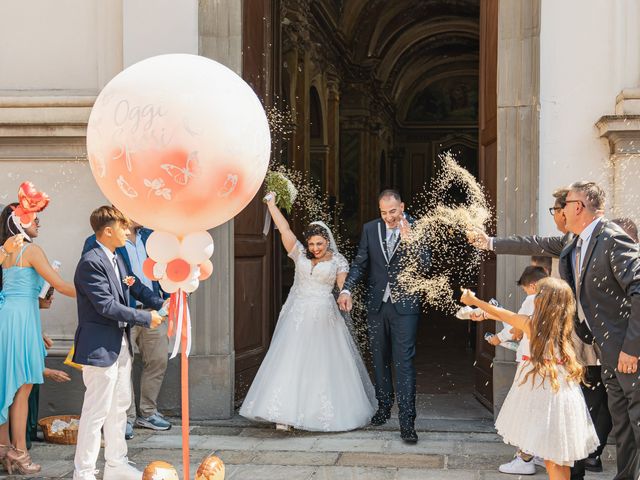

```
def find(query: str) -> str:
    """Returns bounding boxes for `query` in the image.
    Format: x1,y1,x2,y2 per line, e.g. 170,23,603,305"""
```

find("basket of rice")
38,415,80,445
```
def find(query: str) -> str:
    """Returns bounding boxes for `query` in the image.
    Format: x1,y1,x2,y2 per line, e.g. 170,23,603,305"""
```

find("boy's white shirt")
494,294,536,361
515,294,536,362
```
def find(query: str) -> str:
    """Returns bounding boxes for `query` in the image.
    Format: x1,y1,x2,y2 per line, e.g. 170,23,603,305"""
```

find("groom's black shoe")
370,408,391,426
400,426,418,444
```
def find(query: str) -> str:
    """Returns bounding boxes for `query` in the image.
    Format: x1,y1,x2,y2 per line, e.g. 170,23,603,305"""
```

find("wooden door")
475,0,498,409
235,0,281,402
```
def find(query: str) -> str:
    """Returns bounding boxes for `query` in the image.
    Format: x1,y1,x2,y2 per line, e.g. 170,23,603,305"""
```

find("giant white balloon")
86,54,271,236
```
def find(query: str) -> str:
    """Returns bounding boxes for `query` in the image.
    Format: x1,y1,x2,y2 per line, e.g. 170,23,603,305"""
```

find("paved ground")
0,395,616,479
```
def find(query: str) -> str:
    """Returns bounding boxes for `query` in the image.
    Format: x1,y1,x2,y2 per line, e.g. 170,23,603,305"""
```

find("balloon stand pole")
181,336,190,479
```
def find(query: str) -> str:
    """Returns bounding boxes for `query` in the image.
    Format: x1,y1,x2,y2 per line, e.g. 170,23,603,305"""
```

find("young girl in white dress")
239,192,377,432
460,277,599,480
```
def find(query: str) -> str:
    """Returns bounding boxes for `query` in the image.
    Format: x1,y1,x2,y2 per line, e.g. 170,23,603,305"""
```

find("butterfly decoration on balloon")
86,54,270,480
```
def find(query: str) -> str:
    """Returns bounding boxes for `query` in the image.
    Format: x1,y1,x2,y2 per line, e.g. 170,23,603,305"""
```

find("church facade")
0,0,638,418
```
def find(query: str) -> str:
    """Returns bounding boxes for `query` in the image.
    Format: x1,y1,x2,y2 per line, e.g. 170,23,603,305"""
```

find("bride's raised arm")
265,192,297,253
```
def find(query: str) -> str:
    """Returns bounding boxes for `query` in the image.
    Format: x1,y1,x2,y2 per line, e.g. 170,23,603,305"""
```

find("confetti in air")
395,152,492,313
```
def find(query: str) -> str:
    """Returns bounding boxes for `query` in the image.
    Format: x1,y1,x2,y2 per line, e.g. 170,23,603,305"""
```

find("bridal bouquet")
264,170,297,214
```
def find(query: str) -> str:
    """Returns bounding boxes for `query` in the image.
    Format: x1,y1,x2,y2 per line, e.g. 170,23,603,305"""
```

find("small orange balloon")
142,461,179,480
143,258,158,280
198,260,213,281
166,258,191,283
195,454,225,480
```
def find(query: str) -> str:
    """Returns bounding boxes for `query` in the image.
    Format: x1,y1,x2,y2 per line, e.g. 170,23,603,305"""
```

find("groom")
338,189,429,443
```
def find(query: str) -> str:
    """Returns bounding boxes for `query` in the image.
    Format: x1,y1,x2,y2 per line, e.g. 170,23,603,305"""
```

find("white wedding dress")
240,240,377,431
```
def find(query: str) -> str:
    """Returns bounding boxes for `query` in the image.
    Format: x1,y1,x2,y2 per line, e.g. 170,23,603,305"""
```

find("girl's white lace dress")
495,360,599,466
239,241,377,431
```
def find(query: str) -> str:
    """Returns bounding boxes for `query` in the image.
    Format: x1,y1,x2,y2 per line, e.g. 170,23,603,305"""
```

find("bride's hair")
303,224,330,259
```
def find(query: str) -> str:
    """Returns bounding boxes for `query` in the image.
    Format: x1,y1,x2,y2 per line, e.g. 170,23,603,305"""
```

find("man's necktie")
113,256,126,329
574,238,587,324
388,229,398,259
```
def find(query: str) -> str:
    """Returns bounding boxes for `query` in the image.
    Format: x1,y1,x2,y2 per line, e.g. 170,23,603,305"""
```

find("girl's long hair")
522,277,584,391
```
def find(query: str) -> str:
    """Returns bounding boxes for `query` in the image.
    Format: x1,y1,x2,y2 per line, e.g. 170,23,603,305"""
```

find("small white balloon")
181,275,200,293
180,231,214,265
159,277,180,294
153,262,167,279
146,231,181,263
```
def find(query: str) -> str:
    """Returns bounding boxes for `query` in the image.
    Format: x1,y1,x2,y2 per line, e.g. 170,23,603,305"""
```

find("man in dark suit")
473,182,640,480
470,187,612,477
560,182,640,480
72,206,165,480
338,189,430,443
83,223,171,438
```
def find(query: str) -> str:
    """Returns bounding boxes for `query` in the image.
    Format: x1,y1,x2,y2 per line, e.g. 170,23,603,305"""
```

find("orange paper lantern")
142,461,179,480
195,455,225,480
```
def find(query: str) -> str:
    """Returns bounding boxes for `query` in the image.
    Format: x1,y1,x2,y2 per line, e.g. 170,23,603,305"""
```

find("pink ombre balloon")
87,54,271,236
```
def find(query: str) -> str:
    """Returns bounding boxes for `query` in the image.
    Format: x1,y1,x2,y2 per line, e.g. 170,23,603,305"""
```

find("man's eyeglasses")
548,206,564,215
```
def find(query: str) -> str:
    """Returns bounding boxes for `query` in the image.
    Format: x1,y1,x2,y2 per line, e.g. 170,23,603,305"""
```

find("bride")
239,192,377,432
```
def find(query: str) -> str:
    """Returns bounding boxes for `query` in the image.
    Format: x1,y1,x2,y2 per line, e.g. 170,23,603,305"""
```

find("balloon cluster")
13,181,50,228
142,230,214,294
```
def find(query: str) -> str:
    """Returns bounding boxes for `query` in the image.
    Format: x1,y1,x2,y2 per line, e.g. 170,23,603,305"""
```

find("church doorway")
237,0,498,411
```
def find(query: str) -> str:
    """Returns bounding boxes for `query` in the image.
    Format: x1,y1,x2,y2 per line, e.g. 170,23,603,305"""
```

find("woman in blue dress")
0,202,76,474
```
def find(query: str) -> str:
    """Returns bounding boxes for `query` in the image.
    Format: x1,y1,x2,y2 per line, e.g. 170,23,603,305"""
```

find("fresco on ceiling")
406,75,478,123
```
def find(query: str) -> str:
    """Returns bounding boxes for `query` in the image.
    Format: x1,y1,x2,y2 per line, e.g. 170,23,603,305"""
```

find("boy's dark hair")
90,206,130,234
530,255,552,275
517,265,549,287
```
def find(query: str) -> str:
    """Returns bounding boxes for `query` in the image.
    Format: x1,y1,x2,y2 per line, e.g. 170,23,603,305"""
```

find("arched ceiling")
324,0,480,123
283,0,479,123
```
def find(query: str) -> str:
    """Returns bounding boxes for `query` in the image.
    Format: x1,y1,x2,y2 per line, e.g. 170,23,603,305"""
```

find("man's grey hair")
568,181,606,212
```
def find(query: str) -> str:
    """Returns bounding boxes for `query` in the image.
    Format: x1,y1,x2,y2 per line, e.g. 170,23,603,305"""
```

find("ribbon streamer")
166,290,192,480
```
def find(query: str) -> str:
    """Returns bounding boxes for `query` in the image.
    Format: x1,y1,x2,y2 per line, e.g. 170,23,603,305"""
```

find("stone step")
15,427,616,479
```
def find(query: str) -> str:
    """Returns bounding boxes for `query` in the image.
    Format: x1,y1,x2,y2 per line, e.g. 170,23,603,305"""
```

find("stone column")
493,0,541,414
161,0,242,420
326,75,341,199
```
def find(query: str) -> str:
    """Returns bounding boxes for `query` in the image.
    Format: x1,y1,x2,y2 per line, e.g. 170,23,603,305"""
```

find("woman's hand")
3,234,24,254
264,191,277,207
460,288,477,306
44,368,71,383
42,334,54,349
39,297,53,309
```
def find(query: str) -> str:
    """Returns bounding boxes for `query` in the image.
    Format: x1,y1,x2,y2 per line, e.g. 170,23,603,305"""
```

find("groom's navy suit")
73,240,164,367
343,215,430,428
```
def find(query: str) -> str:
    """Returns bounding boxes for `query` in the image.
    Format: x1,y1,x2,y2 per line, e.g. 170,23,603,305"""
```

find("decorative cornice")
596,115,640,155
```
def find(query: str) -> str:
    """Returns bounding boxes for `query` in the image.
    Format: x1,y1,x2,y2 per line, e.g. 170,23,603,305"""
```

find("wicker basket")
38,415,80,445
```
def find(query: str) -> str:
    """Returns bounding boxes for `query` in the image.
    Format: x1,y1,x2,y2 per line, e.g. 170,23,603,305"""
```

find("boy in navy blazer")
72,206,165,480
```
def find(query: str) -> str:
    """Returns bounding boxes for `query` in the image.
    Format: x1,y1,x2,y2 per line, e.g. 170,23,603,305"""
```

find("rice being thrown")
396,152,491,312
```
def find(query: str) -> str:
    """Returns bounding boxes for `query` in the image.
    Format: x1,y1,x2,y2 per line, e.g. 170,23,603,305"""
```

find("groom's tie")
387,228,398,259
